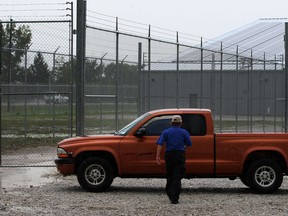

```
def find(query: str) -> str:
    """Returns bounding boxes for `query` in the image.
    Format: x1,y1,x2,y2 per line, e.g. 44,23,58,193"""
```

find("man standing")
156,115,192,204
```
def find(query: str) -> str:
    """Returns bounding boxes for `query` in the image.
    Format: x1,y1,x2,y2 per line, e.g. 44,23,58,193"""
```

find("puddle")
0,167,57,189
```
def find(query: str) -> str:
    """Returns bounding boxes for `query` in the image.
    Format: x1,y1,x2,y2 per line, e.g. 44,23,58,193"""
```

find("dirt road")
1,168,288,215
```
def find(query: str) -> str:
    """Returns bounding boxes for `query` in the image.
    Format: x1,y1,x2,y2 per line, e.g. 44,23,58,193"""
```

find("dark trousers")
164,150,185,202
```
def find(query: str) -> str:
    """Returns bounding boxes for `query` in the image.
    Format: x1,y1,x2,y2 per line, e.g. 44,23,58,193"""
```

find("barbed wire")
0,9,66,12
1,3,284,64
0,3,65,6
0,2,69,21
86,11,285,61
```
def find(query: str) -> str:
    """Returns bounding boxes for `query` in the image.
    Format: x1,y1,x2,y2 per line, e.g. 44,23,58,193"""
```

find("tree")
102,63,116,85
0,21,32,83
102,62,138,85
28,52,50,84
54,58,138,86
85,58,105,84
119,63,138,86
54,56,75,84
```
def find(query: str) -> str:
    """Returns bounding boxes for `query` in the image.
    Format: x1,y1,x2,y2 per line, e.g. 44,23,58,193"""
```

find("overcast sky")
2,0,288,39
86,0,288,39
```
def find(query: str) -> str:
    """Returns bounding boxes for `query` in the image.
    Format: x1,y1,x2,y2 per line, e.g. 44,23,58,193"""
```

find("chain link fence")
85,13,286,135
1,91,71,166
0,16,73,166
0,5,286,166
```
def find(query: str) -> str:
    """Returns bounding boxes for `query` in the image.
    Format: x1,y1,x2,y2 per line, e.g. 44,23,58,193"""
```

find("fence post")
274,54,277,132
24,46,29,145
220,42,223,132
285,23,288,133
250,49,253,132
7,20,12,113
200,37,203,108
115,17,119,130
236,46,239,132
53,47,60,142
69,1,74,137
176,32,179,108
138,42,142,116
0,22,2,166
148,25,151,111
0,22,2,76
76,0,86,136
262,53,266,132
0,89,1,167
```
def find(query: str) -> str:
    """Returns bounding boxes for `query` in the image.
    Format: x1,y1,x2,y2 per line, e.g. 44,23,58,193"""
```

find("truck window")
182,114,207,136
142,114,207,136
143,116,172,136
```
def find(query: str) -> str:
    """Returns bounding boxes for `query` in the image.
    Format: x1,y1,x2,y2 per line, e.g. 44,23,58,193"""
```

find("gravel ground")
1,169,288,216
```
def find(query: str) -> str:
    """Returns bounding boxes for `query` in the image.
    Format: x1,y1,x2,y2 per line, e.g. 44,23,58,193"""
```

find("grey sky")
2,0,288,39
87,0,288,39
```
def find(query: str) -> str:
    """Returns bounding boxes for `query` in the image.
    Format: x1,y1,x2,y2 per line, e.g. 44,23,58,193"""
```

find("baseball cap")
171,115,182,123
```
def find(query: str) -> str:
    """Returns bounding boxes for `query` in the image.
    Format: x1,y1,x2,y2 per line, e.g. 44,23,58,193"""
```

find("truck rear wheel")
246,159,283,194
77,157,114,192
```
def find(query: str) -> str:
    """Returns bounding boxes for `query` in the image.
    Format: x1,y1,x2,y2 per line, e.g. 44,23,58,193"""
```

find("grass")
1,102,286,152
1,103,72,152
214,118,285,133
1,102,139,151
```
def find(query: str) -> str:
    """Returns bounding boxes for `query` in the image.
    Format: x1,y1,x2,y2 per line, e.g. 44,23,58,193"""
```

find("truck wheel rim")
85,164,106,185
255,166,276,187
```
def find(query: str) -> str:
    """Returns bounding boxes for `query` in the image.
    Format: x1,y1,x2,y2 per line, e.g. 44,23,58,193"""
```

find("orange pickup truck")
55,108,288,193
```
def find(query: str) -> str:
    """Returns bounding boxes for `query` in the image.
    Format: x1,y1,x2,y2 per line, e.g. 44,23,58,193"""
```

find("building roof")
151,18,287,70
203,18,287,59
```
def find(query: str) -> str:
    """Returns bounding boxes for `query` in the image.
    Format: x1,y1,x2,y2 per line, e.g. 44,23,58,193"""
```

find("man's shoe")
171,200,179,204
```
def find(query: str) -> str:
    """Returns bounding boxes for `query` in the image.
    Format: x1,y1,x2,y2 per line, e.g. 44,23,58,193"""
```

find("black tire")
77,157,114,192
246,159,283,194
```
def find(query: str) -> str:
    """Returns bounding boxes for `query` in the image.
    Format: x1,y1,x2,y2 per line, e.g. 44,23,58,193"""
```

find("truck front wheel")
246,159,283,194
77,157,114,192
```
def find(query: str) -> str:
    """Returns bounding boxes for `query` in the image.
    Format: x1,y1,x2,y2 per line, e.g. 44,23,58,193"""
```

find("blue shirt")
156,126,192,152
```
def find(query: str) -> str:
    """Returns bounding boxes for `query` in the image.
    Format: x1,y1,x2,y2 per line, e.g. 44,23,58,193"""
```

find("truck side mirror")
135,128,147,137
